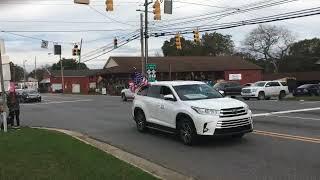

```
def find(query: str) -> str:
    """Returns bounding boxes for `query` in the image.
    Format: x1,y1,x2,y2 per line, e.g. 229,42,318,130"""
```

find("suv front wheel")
178,118,197,145
135,110,147,132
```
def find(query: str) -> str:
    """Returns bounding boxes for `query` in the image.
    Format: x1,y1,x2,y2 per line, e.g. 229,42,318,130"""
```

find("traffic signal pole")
78,38,83,70
144,0,150,75
0,47,8,132
140,13,145,75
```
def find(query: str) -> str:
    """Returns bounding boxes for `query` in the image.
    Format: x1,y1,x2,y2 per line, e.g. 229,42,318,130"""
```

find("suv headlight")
191,106,220,116
243,104,250,112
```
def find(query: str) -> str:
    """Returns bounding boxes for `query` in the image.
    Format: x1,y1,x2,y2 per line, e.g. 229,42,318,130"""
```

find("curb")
33,127,194,180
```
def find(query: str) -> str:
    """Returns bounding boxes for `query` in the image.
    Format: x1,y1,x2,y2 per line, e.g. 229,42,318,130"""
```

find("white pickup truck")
121,89,135,101
241,81,289,100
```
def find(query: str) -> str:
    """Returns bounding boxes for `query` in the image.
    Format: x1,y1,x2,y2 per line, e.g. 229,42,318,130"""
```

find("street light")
23,60,27,88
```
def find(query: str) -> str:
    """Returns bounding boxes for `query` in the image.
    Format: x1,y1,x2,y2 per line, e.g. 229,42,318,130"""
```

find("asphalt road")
21,94,320,180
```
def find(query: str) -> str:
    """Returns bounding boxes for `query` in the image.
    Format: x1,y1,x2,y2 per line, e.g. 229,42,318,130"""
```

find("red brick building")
50,70,100,94
97,56,263,95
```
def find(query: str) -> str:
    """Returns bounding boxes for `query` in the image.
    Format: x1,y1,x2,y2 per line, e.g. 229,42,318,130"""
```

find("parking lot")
21,94,320,180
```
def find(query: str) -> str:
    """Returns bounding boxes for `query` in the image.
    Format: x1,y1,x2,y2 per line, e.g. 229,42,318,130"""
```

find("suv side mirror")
266,84,270,87
164,94,175,101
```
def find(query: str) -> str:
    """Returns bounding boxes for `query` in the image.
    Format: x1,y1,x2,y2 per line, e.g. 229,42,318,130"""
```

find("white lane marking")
272,115,320,121
21,99,93,105
253,107,320,117
300,101,320,104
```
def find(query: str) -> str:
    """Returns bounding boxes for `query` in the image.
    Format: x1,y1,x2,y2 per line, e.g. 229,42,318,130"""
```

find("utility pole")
78,38,83,70
23,60,27,88
0,47,8,132
34,56,37,80
144,0,150,74
140,13,145,74
60,54,64,93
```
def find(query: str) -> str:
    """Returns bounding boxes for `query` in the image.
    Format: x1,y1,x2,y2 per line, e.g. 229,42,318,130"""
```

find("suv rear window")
147,85,161,98
280,82,287,86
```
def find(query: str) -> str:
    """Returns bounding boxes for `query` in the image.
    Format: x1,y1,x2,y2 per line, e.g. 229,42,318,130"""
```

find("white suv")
241,81,289,100
132,81,253,145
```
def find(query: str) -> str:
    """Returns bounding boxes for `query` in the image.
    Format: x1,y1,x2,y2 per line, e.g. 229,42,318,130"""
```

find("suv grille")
220,107,247,118
242,89,251,93
216,118,251,129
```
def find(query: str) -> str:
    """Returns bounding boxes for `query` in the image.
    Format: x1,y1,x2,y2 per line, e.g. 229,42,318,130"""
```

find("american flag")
129,72,148,92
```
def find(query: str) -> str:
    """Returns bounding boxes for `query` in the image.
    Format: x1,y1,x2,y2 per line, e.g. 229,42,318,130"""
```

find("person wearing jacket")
7,91,20,128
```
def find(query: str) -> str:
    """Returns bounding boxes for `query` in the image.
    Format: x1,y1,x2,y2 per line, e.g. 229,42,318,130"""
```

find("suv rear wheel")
258,92,265,100
135,110,147,132
121,93,127,101
279,91,286,100
178,118,197,146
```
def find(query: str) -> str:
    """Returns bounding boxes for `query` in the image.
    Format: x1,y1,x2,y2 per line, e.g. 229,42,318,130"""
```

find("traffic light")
72,45,79,56
153,0,161,20
77,48,81,56
175,33,182,50
72,45,78,56
106,0,113,11
74,0,89,5
193,30,200,43
114,38,118,48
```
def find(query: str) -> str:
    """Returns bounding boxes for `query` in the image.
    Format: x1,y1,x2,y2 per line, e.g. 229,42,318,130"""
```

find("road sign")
146,64,157,82
41,40,48,49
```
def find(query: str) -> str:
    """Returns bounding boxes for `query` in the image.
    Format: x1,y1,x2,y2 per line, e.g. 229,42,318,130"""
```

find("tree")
51,58,88,70
244,24,295,73
161,32,234,56
162,37,202,56
202,32,234,56
28,67,49,82
9,62,25,82
279,38,320,72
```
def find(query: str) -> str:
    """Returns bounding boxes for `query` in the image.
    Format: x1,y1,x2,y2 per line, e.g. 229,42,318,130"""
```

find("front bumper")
193,111,253,136
241,92,258,97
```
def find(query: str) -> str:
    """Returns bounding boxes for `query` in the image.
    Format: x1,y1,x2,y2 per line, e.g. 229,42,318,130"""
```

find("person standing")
7,91,20,128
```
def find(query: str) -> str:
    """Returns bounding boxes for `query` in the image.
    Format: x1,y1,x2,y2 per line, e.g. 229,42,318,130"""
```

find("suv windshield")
253,82,266,87
173,84,223,101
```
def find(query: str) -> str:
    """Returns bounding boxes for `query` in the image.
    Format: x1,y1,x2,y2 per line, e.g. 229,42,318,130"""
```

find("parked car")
132,81,253,145
20,89,41,103
121,88,135,101
241,81,289,100
213,81,242,97
243,83,253,87
293,84,320,96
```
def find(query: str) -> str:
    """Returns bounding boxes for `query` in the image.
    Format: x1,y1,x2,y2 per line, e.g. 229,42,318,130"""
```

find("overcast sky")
0,0,320,71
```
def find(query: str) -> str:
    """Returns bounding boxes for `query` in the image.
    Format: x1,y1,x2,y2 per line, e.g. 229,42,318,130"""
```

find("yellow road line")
253,130,320,144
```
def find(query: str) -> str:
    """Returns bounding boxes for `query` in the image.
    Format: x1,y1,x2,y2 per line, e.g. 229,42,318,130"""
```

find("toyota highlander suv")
241,81,289,100
132,81,253,145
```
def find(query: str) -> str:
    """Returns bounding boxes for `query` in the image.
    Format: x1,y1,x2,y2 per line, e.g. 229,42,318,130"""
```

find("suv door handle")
160,104,165,109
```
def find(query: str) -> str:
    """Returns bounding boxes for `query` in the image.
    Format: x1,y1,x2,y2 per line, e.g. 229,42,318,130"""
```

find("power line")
150,7,320,37
82,36,139,63
1,29,133,33
0,31,75,44
88,5,137,27
0,20,140,24
150,0,298,29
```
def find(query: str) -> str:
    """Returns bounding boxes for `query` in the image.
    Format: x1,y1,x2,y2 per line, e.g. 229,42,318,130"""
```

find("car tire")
134,110,147,132
121,93,127,102
38,98,42,102
258,92,265,100
279,91,286,100
178,118,197,146
232,133,245,138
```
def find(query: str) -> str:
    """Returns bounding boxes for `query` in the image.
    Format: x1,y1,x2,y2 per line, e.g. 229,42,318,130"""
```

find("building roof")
263,71,320,81
103,56,263,73
50,69,102,77
151,81,205,86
